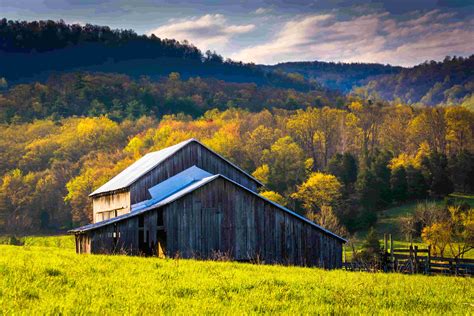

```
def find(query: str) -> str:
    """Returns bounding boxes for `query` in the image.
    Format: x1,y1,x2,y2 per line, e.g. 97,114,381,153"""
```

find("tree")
327,152,358,187
360,228,381,261
408,108,447,154
291,172,342,214
421,152,454,197
260,191,288,207
309,205,347,236
356,169,379,212
446,206,474,258
390,166,408,203
260,136,306,193
445,106,474,154
448,150,474,193
405,165,428,200
422,222,451,257
380,105,413,155
252,164,269,185
287,107,319,166
349,101,384,166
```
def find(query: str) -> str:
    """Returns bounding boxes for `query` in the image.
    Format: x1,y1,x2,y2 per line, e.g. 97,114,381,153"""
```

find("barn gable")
90,138,262,197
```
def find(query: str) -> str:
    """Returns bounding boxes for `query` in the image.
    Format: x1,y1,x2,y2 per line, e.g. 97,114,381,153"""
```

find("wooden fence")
343,234,474,276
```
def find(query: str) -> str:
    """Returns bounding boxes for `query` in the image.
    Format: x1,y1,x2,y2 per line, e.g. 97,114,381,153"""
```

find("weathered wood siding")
92,191,130,223
79,177,342,268
129,141,259,204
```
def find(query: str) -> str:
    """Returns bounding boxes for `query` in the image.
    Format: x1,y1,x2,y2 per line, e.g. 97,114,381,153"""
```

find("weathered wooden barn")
70,138,345,268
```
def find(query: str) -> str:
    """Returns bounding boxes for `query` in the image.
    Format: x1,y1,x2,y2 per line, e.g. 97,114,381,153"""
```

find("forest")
1,101,473,246
0,72,341,123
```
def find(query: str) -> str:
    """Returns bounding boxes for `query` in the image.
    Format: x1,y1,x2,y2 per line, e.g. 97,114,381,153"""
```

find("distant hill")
265,56,474,106
0,19,314,91
263,61,402,93
364,56,474,106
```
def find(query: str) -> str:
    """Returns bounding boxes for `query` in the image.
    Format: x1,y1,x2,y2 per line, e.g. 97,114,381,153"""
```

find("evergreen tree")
391,166,408,202
371,150,393,208
327,152,358,186
448,150,474,193
361,227,381,261
406,166,428,200
422,152,454,197
356,168,379,212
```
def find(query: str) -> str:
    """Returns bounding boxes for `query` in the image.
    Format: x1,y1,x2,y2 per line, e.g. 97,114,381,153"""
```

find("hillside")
264,61,402,93
268,56,474,106
1,242,472,314
0,19,314,91
364,56,474,106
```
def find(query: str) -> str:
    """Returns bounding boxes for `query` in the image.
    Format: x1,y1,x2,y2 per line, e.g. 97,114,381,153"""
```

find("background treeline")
363,56,474,106
1,103,473,235
264,61,402,93
0,72,342,123
269,56,474,107
0,19,316,90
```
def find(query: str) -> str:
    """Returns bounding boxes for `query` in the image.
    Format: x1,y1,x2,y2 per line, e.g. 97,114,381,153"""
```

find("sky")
1,0,473,66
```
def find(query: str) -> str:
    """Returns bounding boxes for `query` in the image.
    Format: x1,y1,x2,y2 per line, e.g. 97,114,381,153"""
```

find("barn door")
138,214,151,256
156,209,167,258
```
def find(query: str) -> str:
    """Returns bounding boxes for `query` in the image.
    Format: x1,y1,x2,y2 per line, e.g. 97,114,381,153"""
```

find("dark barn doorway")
156,209,166,258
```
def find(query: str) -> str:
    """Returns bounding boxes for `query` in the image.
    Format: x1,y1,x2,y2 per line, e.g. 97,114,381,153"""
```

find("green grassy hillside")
0,243,473,314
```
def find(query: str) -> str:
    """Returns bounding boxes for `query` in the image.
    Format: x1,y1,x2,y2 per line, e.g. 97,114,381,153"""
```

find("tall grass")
0,244,472,314
0,235,75,249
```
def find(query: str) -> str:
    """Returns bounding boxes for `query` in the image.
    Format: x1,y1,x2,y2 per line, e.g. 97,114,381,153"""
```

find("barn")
70,138,345,268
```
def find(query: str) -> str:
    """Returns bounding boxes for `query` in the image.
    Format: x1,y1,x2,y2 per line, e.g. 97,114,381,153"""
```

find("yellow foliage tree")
421,222,452,257
260,191,288,207
291,172,342,214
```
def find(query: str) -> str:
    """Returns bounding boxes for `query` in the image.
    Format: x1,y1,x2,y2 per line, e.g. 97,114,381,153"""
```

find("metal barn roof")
89,138,262,197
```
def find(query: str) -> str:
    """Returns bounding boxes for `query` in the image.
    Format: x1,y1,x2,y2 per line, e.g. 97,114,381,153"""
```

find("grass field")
1,240,473,314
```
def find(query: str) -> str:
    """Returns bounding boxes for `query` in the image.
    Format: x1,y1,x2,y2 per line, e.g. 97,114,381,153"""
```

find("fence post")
343,245,346,264
409,245,414,274
389,234,394,272
383,234,388,272
414,246,418,274
427,245,431,275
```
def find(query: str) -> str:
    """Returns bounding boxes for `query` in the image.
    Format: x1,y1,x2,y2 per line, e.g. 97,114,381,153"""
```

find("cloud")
254,7,272,15
231,10,474,66
149,14,255,52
